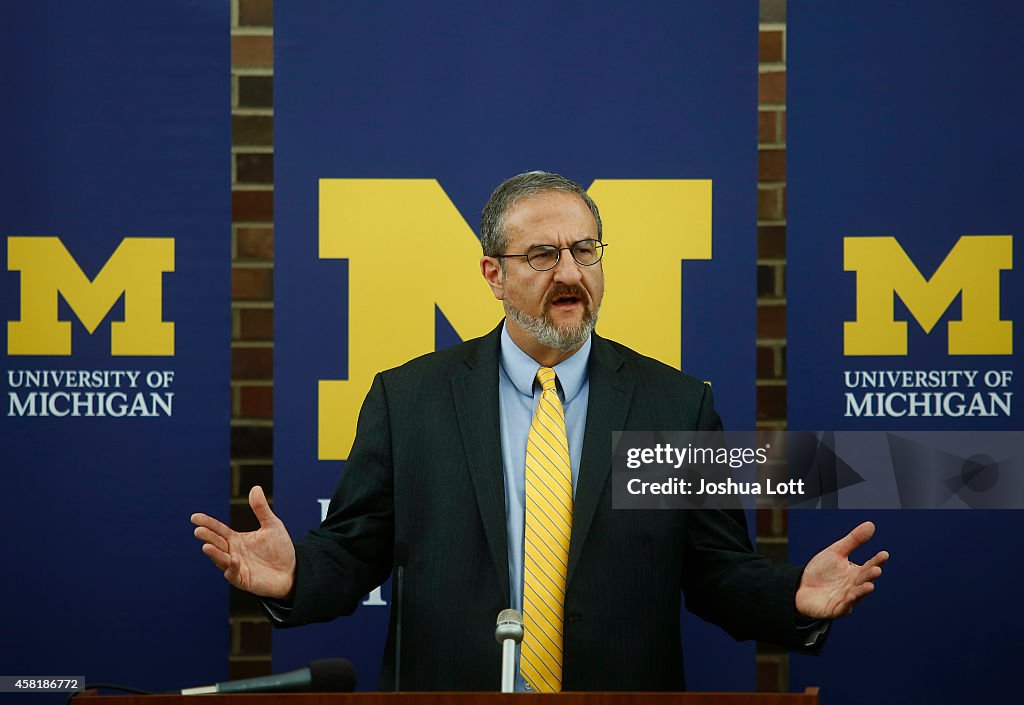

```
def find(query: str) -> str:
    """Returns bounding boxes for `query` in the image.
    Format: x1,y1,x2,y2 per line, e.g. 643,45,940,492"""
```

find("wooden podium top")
72,688,819,704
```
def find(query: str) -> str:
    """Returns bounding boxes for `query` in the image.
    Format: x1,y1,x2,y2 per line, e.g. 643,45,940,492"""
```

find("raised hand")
795,521,889,620
191,485,297,600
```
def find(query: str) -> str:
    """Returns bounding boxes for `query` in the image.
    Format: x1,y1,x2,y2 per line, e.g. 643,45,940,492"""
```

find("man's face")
481,190,605,359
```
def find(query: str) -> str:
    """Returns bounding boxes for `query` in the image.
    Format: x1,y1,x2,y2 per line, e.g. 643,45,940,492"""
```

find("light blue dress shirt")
497,323,591,691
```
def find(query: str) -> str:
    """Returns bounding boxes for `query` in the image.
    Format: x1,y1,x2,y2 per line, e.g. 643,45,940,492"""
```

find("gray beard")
504,299,600,353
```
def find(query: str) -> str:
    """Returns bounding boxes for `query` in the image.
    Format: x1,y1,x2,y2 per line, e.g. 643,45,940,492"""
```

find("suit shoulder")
601,337,710,395
598,336,721,430
377,331,492,386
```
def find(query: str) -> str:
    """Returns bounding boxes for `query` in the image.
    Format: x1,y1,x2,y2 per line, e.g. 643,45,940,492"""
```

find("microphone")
393,540,409,692
179,658,356,695
495,609,524,693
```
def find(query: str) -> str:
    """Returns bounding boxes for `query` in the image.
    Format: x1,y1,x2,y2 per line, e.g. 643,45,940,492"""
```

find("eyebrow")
523,238,592,250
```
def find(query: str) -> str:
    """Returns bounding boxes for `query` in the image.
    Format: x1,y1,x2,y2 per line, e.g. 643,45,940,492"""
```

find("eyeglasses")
496,239,607,272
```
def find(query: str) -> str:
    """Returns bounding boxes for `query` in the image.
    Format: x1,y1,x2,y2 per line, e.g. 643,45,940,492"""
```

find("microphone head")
309,658,357,692
495,608,524,644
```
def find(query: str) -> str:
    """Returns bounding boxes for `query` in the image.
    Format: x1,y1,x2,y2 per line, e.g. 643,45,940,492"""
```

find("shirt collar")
499,321,591,403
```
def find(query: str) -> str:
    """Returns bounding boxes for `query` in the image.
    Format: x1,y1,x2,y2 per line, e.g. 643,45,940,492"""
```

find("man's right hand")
191,485,297,600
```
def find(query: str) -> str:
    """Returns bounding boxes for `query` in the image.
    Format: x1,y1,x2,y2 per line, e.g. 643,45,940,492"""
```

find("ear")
480,256,505,300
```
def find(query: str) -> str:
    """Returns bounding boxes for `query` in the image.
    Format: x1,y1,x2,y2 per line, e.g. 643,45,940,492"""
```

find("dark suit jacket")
280,323,809,690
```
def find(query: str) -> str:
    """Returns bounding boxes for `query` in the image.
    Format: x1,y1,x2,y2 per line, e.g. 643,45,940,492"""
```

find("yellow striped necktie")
520,366,572,693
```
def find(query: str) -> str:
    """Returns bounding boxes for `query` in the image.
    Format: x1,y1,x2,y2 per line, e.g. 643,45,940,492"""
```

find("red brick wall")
756,0,789,692
230,0,275,680
227,0,792,688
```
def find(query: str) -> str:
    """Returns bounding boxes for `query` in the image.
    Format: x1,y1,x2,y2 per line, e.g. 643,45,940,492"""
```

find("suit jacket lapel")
451,324,510,605
567,334,633,586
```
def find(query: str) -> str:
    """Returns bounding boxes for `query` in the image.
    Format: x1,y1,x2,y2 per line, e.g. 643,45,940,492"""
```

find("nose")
551,248,583,284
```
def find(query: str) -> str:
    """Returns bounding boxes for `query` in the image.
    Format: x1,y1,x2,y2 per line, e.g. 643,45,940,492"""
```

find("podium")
72,689,819,704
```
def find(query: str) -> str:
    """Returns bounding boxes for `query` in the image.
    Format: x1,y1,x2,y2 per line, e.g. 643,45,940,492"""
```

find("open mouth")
550,293,583,308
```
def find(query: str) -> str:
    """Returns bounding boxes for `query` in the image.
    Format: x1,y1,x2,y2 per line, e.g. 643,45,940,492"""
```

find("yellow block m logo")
844,235,1012,356
317,178,712,460
7,237,175,356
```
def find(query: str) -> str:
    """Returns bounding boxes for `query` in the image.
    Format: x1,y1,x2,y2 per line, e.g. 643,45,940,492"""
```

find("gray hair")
479,171,603,257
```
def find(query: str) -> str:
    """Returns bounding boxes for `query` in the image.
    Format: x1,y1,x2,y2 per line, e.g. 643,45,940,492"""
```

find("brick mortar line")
231,28,274,37
231,302,274,310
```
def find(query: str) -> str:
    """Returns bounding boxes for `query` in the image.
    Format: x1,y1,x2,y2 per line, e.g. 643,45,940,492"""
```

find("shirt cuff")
260,597,294,625
795,613,831,648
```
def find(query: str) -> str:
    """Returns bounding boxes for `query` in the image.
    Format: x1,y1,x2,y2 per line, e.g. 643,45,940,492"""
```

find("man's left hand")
795,521,888,620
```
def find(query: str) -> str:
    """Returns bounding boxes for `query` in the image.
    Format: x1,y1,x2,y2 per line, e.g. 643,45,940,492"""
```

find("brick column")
229,0,275,680
756,0,789,692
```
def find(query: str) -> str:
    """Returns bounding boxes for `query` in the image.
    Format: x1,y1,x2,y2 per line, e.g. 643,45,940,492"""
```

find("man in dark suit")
192,171,887,692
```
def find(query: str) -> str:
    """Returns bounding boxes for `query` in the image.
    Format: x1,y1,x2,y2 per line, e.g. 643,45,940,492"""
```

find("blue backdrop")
787,2,1023,702
0,2,230,700
274,1,759,692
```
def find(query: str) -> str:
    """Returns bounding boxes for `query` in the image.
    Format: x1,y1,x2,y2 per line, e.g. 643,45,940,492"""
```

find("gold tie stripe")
520,366,572,693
